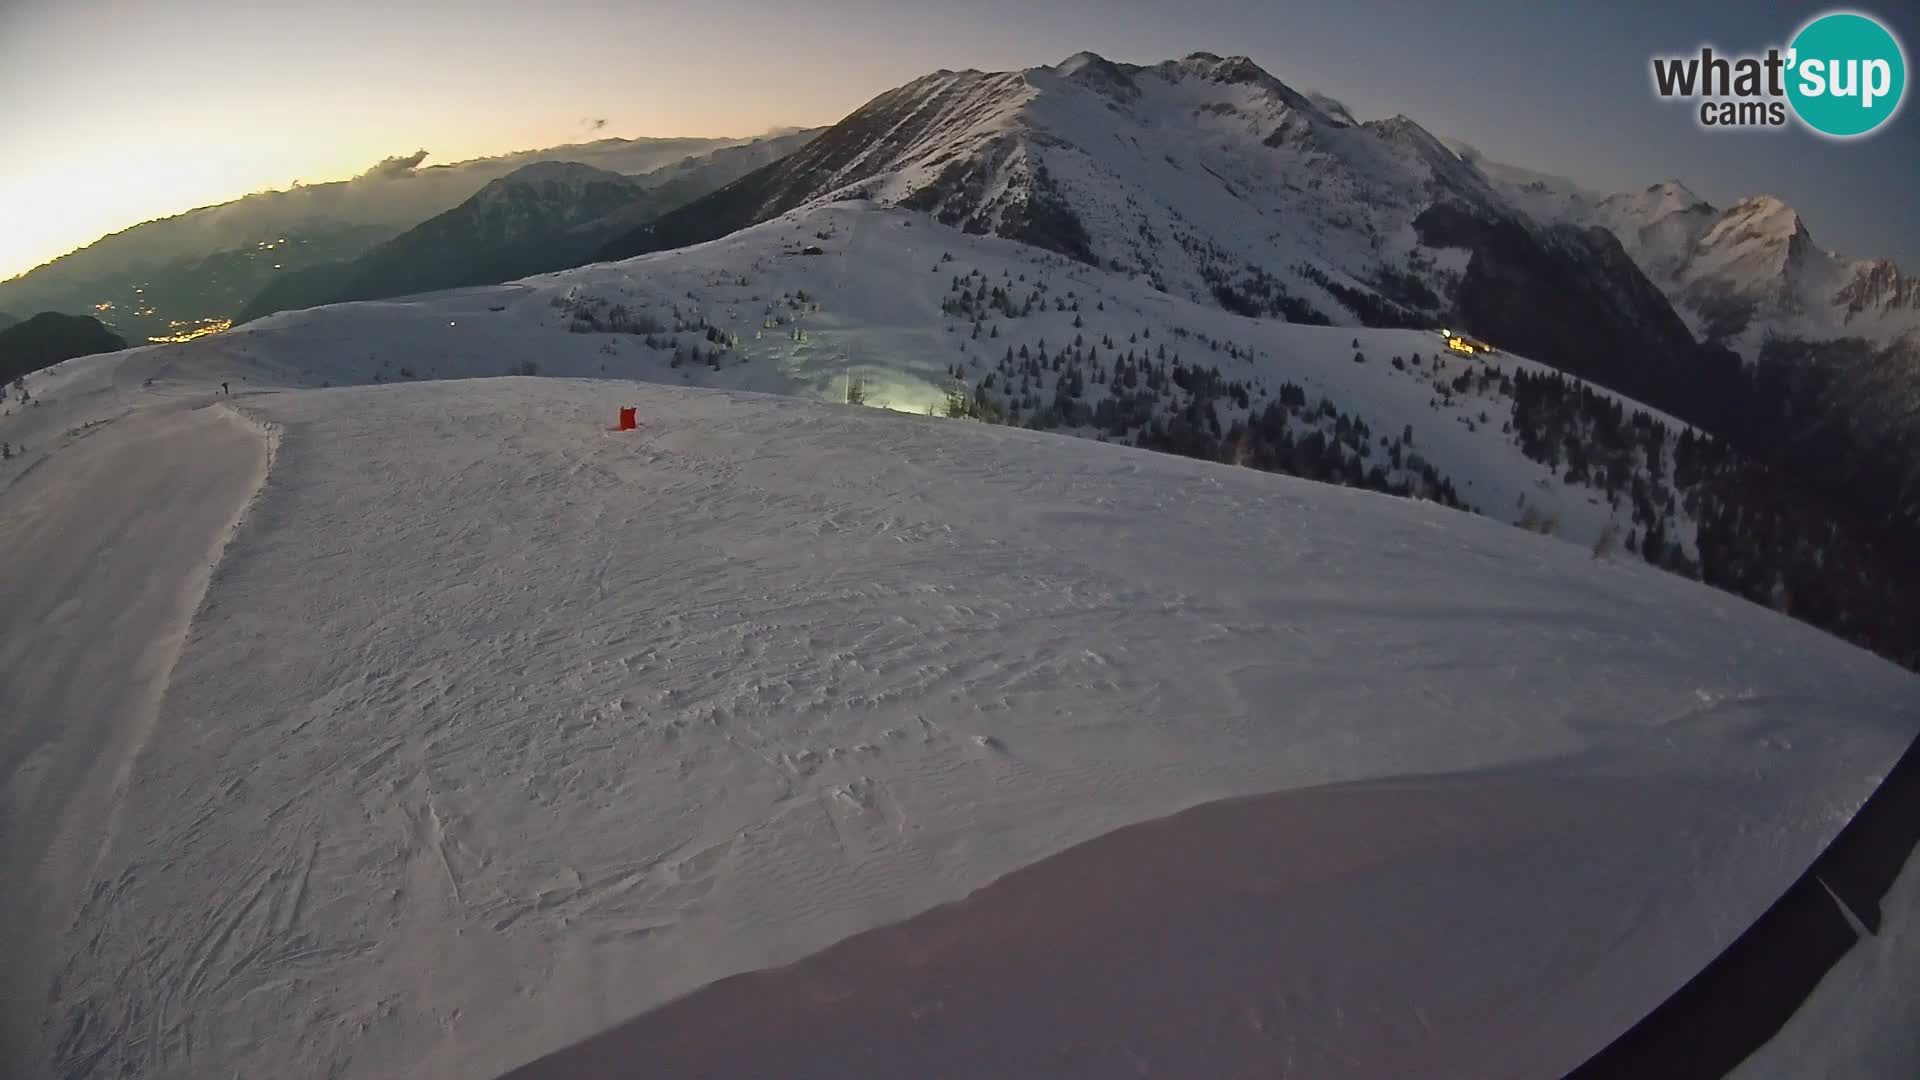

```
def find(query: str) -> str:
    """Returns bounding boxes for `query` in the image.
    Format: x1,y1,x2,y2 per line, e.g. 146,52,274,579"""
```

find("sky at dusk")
2,0,1916,280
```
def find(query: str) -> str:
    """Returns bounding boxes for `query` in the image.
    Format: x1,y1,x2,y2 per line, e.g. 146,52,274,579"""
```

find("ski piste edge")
1567,727,1920,1079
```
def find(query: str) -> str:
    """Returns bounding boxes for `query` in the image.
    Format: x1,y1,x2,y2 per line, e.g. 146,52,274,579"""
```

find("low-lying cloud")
357,150,431,180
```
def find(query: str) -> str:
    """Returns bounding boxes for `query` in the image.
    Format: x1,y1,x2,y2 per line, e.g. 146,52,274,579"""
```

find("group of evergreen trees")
1506,367,1919,668
939,264,1101,324
931,256,1916,670
558,292,745,370
560,253,1917,673
1293,263,1427,329
1374,219,1920,670
939,307,1469,512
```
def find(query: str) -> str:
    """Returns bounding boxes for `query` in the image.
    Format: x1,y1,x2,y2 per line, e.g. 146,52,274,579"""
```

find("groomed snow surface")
2,207,1916,1079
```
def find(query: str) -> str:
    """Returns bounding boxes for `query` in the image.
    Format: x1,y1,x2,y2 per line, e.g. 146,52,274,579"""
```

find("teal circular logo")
1787,12,1907,138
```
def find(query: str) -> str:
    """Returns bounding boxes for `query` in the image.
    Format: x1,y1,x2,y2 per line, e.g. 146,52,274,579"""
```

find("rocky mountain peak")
1052,51,1141,100
1836,258,1920,316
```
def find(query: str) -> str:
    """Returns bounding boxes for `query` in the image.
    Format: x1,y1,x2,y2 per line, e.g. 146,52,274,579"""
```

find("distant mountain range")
0,133,786,343
581,49,1920,664
584,53,1913,540
599,55,1720,423
1466,151,1920,353
1466,154,1920,539
235,163,647,321
236,130,819,322
9,50,1915,630
10,48,1913,668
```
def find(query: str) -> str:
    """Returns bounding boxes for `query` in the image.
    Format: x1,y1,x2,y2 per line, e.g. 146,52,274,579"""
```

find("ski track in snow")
0,373,1910,1080
0,402,272,1075
0,206,1914,1079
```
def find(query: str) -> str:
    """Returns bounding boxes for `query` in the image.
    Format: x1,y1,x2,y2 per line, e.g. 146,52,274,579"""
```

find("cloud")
1306,90,1358,123
356,150,431,181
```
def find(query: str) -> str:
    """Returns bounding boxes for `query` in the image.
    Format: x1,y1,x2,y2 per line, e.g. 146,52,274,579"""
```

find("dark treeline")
934,261,1918,670
1508,368,1920,669
946,346,1467,513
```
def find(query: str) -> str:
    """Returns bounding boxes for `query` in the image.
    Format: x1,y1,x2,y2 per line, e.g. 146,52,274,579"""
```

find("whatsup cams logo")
1651,10,1907,138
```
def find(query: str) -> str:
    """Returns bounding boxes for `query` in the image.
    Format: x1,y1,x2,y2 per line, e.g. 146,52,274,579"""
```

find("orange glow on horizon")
2,108,832,283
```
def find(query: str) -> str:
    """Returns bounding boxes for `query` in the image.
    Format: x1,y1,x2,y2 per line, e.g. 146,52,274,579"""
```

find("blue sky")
2,0,1915,276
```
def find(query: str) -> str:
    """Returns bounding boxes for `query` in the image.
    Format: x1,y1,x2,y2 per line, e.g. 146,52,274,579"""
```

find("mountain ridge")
595,52,1728,432
234,131,822,323
1465,150,1920,351
0,134,766,342
235,163,647,321
1463,147,1920,540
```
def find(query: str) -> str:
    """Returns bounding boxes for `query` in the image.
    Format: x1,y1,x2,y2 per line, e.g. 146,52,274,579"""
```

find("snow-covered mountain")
1466,151,1920,352
868,49,1517,306
1463,148,1920,541
20,197,1889,676
609,49,1508,295
3,50,1916,1078
590,53,1740,480
1677,198,1920,348
54,42,1898,663
218,203,1679,552
2,229,1915,1077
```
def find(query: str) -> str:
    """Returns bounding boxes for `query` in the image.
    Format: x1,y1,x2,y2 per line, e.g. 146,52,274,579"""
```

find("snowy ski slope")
214,203,1699,551
1,206,1915,1079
